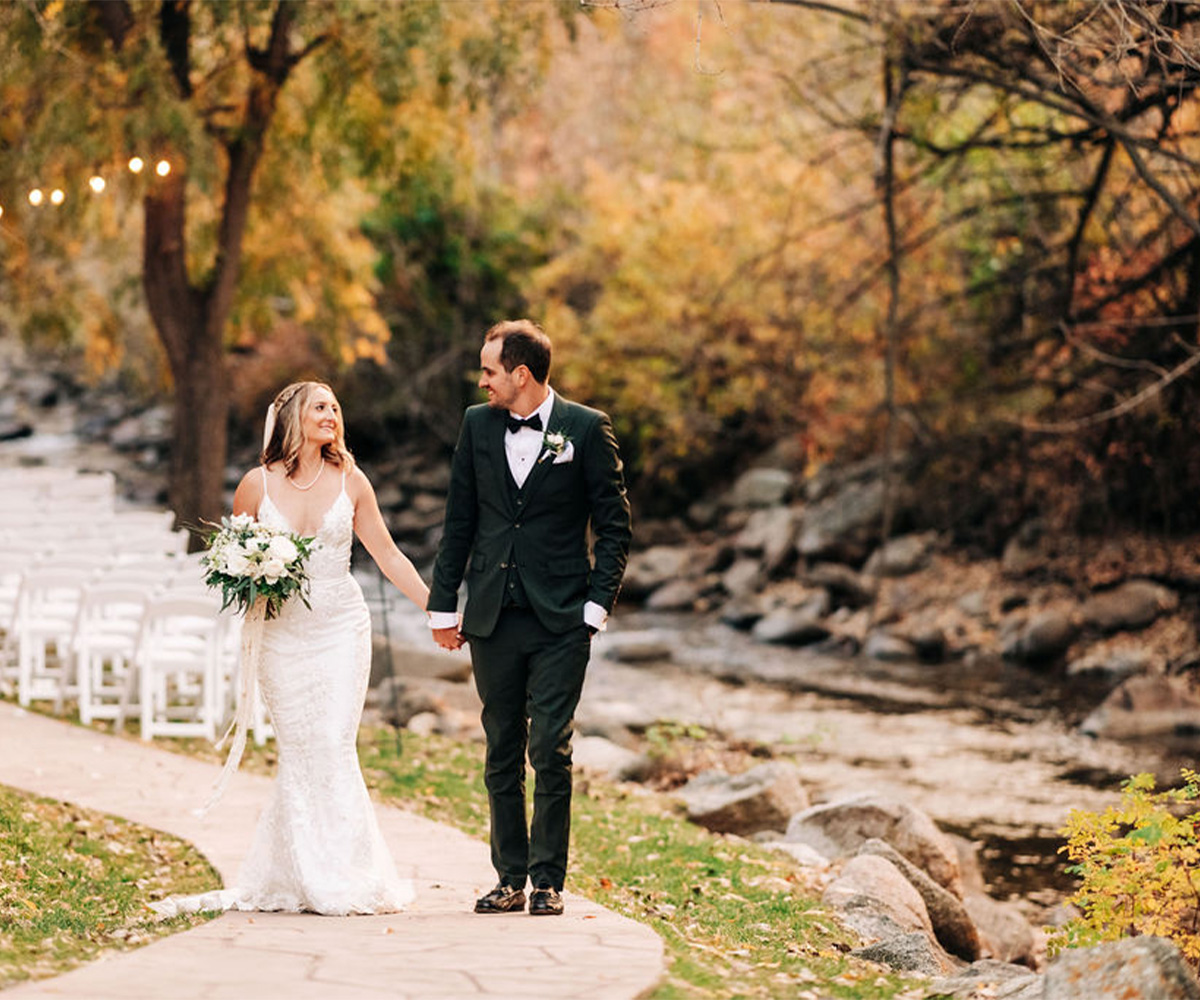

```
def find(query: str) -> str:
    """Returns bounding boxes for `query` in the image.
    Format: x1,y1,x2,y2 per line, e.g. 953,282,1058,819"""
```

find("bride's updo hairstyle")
261,381,355,476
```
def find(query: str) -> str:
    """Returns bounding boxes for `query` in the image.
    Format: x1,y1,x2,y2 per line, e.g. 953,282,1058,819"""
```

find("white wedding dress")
152,470,414,916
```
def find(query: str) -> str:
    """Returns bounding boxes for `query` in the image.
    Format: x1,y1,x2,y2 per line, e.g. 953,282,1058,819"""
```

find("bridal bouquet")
201,514,316,619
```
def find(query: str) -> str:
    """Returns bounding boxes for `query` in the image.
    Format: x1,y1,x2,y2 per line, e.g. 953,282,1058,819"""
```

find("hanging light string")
0,155,175,222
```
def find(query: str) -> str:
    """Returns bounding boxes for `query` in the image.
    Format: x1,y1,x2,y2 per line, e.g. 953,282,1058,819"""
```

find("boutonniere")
538,430,572,463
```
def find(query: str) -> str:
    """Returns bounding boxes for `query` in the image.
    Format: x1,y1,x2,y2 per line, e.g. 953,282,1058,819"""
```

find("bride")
153,380,429,917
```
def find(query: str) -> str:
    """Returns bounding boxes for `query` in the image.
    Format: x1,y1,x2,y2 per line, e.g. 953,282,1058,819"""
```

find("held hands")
431,625,466,651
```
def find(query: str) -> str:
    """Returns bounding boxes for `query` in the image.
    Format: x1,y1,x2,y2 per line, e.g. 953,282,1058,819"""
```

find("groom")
428,319,632,916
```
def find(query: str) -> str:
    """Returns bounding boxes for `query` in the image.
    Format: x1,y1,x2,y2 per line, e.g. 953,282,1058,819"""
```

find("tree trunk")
142,167,229,543
168,343,229,541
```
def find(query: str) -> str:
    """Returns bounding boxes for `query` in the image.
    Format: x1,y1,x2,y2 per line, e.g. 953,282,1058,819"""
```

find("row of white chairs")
0,482,270,744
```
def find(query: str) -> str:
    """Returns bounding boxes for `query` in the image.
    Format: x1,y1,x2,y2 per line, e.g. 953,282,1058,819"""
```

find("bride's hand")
431,625,464,650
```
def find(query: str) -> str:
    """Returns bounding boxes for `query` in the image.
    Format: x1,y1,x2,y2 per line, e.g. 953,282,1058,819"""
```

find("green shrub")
1050,769,1200,966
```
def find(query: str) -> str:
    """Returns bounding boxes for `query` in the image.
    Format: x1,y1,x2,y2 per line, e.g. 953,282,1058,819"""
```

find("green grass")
360,729,927,999
0,784,221,989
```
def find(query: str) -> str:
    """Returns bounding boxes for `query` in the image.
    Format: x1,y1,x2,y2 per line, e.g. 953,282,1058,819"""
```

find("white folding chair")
12,567,88,706
121,594,226,741
64,582,150,724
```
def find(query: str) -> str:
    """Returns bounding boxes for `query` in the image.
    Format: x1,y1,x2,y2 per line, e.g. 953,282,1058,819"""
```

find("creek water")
585,609,1193,912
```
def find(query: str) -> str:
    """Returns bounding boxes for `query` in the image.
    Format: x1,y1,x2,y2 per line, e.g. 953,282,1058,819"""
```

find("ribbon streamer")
200,596,267,816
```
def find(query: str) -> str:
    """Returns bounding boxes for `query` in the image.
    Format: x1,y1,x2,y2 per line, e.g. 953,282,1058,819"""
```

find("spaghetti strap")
259,466,273,508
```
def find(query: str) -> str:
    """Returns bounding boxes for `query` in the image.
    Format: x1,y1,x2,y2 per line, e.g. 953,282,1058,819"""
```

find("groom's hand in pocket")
432,625,465,650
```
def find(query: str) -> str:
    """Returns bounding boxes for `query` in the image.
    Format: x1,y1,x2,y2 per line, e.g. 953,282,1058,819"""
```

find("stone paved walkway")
0,705,663,999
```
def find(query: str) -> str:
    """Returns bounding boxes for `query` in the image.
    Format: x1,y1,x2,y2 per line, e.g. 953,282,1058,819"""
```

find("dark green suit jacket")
428,394,632,638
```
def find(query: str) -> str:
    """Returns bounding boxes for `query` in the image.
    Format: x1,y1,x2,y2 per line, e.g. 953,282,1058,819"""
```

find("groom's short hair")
486,320,551,384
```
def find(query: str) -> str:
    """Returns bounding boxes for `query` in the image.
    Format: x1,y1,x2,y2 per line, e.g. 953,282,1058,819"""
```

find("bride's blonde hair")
261,381,355,475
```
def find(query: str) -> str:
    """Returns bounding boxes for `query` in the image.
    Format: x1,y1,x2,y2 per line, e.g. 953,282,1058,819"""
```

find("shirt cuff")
428,611,460,630
583,601,608,632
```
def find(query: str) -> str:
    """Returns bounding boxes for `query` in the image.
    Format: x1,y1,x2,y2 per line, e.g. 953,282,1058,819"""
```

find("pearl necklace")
288,457,325,491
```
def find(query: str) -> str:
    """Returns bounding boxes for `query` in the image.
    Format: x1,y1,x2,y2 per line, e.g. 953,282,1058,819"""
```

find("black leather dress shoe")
474,883,526,913
529,885,564,916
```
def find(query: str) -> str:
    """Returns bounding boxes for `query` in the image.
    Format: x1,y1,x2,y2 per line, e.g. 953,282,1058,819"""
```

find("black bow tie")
506,413,543,434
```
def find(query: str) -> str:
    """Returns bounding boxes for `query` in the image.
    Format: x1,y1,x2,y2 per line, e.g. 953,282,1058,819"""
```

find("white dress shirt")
429,388,607,633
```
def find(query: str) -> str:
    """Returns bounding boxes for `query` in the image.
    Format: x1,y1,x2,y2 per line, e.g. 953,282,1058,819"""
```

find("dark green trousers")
466,607,591,891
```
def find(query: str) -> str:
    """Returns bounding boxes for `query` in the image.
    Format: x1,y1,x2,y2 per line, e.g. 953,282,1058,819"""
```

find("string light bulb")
28,188,44,207
89,175,106,193
0,205,4,220
128,157,144,174
155,159,171,177
49,189,64,205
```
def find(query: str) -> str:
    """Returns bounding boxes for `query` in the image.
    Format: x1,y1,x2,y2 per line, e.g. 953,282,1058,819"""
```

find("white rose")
229,513,256,531
267,535,299,564
261,557,286,583
224,550,251,577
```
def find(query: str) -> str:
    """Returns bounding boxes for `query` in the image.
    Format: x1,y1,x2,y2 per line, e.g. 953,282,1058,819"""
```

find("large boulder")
863,532,937,578
622,545,715,601
726,467,793,508
785,794,962,896
1079,674,1200,740
802,561,875,608
963,892,1039,967
1080,580,1179,633
645,577,711,611
735,506,799,573
929,960,1044,1000
750,605,831,646
1043,936,1200,1000
1001,609,1078,664
852,932,962,977
676,762,810,836
797,478,887,563
720,558,763,598
822,854,934,942
863,630,919,663
857,839,982,961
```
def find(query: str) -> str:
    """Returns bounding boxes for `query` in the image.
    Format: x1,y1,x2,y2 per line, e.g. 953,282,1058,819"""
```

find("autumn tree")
0,1,562,534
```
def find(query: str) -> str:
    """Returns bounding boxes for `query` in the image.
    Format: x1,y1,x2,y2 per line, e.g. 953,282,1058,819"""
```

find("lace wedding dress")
152,470,414,916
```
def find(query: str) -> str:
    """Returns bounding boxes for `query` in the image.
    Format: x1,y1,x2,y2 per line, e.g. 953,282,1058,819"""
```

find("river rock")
1001,610,1078,664
369,677,448,727
852,931,961,976
751,605,830,646
929,960,1044,1000
646,577,710,611
863,630,918,663
963,892,1038,967
605,639,674,664
863,532,937,578
786,794,962,896
857,839,981,960
765,841,831,868
0,420,33,442
1078,674,1200,740
676,761,810,836
1066,646,1153,680
718,595,767,630
957,590,991,619
802,561,874,608
720,558,763,598
726,467,793,508
823,854,934,941
947,833,988,895
1080,579,1179,633
735,505,798,572
1043,936,1200,999
572,735,643,779
1001,521,1049,577
797,478,886,562
623,545,713,600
